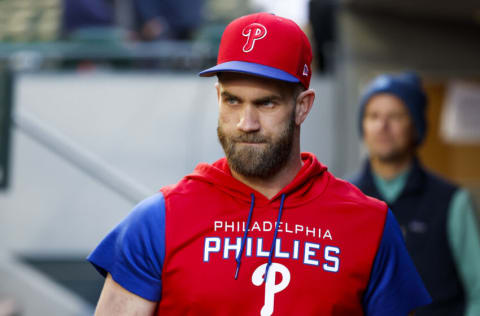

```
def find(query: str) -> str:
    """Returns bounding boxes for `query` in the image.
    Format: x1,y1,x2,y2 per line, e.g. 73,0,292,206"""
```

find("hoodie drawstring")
234,193,286,282
265,193,286,283
235,193,255,279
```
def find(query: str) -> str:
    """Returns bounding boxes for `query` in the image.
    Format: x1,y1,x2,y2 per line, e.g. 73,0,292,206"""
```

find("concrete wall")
0,71,336,257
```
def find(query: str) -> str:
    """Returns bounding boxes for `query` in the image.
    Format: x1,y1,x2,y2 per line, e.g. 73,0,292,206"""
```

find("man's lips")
234,137,267,144
373,137,394,144
236,141,266,145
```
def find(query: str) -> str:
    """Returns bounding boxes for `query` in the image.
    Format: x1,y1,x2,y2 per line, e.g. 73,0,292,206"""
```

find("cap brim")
198,61,299,83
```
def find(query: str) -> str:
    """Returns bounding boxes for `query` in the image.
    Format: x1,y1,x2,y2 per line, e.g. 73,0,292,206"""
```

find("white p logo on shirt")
252,263,290,316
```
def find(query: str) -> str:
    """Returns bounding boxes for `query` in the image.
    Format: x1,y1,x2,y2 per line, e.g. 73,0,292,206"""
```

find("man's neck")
370,154,414,181
231,152,303,200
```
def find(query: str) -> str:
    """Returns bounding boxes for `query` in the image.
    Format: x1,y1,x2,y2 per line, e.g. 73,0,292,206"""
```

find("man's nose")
375,116,389,131
237,105,260,132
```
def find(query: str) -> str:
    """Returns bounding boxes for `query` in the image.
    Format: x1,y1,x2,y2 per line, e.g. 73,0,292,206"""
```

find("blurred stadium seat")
0,0,61,42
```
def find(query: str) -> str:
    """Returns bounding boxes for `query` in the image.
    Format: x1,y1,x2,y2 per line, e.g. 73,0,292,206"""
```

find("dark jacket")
350,158,465,316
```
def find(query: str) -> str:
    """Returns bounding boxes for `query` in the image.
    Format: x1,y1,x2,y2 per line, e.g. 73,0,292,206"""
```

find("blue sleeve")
363,209,432,315
87,192,166,301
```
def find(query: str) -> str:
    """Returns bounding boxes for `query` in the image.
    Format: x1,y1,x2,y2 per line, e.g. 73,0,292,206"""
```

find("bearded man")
88,13,431,316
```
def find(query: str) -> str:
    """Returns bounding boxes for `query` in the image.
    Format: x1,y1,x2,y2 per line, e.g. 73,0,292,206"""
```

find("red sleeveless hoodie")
157,152,387,315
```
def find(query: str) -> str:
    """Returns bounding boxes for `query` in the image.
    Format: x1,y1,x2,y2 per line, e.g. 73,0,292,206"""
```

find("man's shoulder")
348,170,366,187
422,167,459,192
345,160,370,189
325,171,387,213
158,168,228,210
133,192,165,212
160,175,210,198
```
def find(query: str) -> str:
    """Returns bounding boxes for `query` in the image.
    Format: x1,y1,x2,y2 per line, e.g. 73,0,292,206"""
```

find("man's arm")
447,189,480,316
95,274,157,315
88,194,167,313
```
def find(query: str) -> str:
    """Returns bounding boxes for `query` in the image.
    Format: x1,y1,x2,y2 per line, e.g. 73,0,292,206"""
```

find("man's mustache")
232,133,268,143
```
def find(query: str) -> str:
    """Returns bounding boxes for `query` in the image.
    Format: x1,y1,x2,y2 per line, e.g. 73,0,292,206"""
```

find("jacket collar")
358,156,426,202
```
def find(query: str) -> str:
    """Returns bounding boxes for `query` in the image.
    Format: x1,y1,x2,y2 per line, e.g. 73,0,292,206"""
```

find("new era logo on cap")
242,23,267,53
199,13,313,89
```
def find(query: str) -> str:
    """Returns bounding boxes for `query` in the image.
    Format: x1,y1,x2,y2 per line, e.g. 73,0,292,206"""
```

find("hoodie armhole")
362,209,431,316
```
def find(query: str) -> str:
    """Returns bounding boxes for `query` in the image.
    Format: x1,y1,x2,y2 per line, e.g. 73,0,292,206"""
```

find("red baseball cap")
199,12,313,89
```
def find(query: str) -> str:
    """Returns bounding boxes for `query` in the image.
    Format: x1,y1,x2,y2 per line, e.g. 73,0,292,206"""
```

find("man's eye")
225,97,238,105
389,113,406,121
260,100,275,107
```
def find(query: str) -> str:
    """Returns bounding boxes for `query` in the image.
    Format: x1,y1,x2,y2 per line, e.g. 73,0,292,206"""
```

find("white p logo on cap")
242,23,267,53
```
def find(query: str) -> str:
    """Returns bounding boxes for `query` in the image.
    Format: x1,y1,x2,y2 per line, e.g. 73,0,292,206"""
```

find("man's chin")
235,142,267,150
374,151,408,163
227,157,268,178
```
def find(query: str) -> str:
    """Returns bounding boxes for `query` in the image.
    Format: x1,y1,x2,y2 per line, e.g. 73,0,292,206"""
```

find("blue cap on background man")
358,71,428,145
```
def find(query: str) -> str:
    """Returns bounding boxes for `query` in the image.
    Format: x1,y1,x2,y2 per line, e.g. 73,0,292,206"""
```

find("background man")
351,71,480,316
88,13,430,315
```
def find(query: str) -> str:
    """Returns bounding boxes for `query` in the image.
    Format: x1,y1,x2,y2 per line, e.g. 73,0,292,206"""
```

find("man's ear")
215,82,220,100
295,89,315,125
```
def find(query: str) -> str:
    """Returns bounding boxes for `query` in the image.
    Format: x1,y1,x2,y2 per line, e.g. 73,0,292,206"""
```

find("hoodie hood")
185,152,329,207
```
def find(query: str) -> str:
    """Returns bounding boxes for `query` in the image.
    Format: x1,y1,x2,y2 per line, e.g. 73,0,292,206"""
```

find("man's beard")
376,150,407,163
217,113,296,179
371,136,416,164
375,147,415,164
